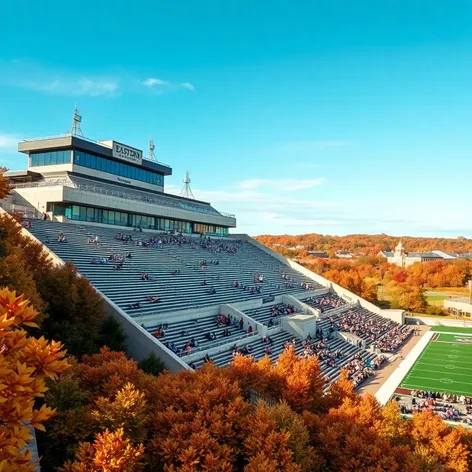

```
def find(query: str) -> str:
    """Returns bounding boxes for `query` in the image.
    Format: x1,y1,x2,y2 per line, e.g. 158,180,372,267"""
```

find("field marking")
408,366,472,377
419,357,472,367
404,369,472,377
402,374,472,388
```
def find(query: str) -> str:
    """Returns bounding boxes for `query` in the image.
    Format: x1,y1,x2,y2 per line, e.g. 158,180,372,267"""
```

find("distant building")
445,298,472,318
335,250,353,259
307,250,328,258
379,241,442,267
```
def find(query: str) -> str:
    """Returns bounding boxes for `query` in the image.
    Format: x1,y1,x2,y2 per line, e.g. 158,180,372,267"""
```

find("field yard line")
418,361,472,369
406,368,472,378
433,331,472,337
403,374,472,387
420,355,472,363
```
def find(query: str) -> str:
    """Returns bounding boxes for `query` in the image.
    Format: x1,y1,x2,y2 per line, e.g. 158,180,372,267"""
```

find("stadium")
2,113,471,426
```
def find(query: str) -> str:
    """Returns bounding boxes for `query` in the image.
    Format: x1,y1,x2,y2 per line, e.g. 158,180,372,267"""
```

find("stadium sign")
112,142,143,165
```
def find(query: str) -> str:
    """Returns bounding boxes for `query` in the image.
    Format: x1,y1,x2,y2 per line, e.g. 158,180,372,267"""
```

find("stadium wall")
235,234,405,325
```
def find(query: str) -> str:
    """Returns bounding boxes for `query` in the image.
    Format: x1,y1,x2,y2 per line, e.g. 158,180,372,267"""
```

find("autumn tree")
0,287,69,472
39,348,154,471
147,362,250,470
91,383,148,443
0,166,12,199
36,262,106,357
243,404,301,472
0,214,48,316
60,428,144,472
326,368,357,409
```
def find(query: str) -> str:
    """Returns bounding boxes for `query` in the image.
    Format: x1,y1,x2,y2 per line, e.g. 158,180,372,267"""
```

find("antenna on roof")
180,171,195,199
68,105,83,137
148,138,158,162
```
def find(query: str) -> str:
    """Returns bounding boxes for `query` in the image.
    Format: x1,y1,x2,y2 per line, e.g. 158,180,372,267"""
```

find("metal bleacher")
23,218,402,387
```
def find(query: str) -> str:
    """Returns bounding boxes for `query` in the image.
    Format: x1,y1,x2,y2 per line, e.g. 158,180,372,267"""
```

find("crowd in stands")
301,337,344,368
304,294,346,313
372,326,413,352
411,390,472,405
270,304,297,317
345,353,375,387
156,313,255,356
397,391,472,423
232,280,263,295
331,309,395,343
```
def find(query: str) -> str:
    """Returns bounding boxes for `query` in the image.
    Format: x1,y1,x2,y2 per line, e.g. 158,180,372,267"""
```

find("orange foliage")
60,428,144,472
0,288,69,472
256,233,472,256
227,346,326,414
0,167,12,200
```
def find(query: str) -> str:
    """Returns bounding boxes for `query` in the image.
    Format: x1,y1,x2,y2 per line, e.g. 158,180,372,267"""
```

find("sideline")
375,330,434,405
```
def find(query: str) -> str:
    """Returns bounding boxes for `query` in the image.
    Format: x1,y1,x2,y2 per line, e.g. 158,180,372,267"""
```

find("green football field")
400,329,472,396
430,326,472,334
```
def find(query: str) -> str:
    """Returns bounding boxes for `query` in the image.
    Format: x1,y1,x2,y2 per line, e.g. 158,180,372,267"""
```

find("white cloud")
0,61,193,98
239,178,325,191
142,78,170,87
180,82,195,91
141,78,195,93
165,180,472,237
15,75,119,97
0,134,19,150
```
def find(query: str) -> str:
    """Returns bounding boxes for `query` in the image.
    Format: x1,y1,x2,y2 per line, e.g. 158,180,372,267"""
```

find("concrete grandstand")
2,118,410,390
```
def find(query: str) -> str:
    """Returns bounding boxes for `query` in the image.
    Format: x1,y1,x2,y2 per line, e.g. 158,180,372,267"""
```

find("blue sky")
1,1,472,237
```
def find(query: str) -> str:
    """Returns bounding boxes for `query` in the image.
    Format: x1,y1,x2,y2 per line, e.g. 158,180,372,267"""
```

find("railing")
12,179,234,218
220,211,236,218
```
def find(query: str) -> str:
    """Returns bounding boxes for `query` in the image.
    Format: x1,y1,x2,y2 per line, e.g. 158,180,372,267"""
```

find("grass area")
431,326,472,334
426,295,447,302
427,287,469,294
437,333,472,342
400,327,472,396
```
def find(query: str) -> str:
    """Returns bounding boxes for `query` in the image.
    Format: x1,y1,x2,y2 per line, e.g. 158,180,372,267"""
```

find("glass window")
72,205,80,219
86,207,94,222
94,208,102,222
49,152,56,165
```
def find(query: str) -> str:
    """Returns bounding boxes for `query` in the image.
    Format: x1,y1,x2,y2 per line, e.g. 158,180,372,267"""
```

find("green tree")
37,262,105,357
97,317,127,353
137,352,166,376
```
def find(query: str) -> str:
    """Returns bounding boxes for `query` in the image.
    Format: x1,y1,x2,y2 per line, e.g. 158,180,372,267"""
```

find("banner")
111,141,143,165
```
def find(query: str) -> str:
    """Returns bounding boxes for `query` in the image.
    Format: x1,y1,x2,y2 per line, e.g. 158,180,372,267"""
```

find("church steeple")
394,241,405,257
